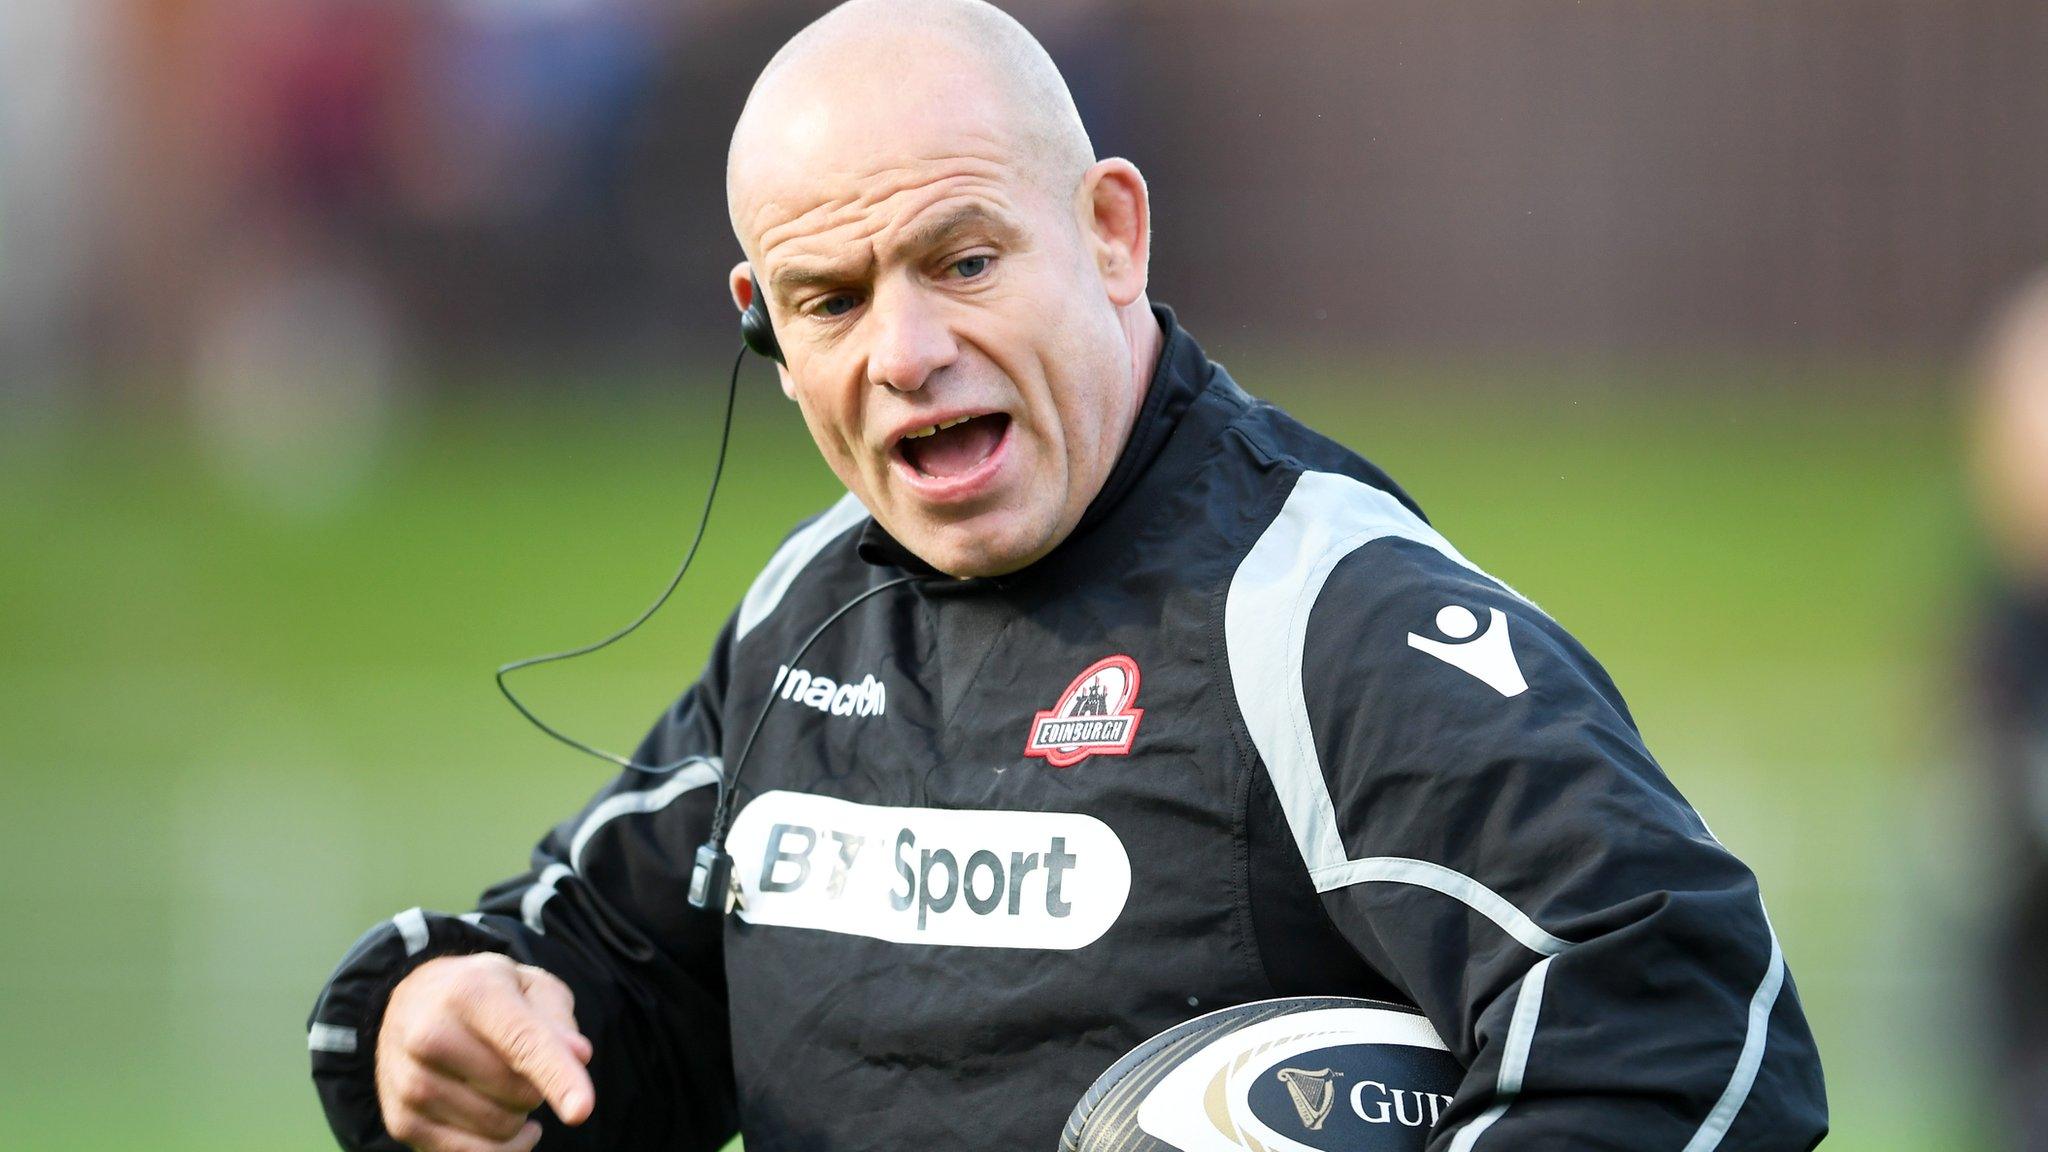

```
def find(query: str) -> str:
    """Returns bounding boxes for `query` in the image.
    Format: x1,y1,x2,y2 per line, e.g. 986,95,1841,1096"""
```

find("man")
308,3,1829,1149
1972,273,2048,1151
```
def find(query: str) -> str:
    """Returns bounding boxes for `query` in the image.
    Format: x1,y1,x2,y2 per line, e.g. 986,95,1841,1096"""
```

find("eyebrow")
767,203,1020,302
769,261,866,299
895,203,1019,257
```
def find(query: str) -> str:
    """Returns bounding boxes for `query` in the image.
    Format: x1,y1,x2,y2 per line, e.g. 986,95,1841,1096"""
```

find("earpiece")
740,268,784,364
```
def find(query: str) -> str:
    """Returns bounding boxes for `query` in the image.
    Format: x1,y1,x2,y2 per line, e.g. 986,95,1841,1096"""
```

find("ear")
728,260,798,400
1079,158,1150,308
728,260,757,314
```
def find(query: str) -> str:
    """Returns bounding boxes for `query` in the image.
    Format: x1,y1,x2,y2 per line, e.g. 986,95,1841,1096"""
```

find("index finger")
513,964,590,1061
460,977,596,1126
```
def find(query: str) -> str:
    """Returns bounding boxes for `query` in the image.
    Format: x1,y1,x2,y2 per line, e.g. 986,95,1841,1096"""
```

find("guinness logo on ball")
1276,1067,1340,1130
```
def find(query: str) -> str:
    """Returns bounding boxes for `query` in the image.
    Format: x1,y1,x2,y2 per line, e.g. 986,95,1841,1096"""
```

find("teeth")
901,415,977,441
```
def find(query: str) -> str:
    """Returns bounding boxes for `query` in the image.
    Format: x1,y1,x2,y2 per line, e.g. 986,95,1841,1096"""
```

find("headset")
495,266,923,916
740,272,784,364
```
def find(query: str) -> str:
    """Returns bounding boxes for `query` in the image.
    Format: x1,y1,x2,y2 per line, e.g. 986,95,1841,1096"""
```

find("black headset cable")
487,341,929,912
493,345,746,773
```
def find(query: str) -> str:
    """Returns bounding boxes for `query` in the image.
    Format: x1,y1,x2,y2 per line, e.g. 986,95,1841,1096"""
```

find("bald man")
307,3,1828,1150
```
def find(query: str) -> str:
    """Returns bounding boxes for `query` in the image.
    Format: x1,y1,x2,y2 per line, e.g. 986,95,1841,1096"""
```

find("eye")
950,255,991,279
817,294,860,318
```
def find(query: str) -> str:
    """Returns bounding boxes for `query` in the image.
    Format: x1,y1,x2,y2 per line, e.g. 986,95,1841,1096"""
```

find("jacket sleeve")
1229,485,1828,1150
306,615,743,1152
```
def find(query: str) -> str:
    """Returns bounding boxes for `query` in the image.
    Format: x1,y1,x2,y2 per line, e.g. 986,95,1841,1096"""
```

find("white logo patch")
726,791,1131,949
772,664,887,718
1406,604,1528,697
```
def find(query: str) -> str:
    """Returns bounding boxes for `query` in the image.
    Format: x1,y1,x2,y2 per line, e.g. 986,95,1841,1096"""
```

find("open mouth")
895,413,1012,480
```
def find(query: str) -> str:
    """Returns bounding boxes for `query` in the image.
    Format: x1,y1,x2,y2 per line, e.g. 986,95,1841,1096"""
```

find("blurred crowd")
7,0,2048,407
0,0,1140,399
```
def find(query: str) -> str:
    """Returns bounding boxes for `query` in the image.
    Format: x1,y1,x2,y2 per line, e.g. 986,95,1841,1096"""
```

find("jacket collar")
856,303,1209,575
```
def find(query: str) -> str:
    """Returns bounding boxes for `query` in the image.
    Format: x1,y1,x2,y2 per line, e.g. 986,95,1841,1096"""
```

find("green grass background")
0,358,1989,1149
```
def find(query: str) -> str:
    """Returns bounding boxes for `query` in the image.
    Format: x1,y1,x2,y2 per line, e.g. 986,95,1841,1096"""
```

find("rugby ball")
1060,996,1463,1152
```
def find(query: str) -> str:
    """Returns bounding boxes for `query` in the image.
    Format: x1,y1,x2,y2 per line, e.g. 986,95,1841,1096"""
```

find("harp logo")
1277,1067,1340,1131
1024,655,1144,767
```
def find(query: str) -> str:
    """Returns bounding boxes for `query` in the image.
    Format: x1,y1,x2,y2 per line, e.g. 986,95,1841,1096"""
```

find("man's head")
726,0,1159,578
1975,271,2048,588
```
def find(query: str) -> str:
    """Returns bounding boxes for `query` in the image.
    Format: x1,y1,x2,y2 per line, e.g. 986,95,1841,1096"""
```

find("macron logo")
1406,604,1527,698
773,664,887,718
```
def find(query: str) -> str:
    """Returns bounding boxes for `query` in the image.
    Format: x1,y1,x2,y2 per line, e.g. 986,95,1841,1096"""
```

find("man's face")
733,123,1139,577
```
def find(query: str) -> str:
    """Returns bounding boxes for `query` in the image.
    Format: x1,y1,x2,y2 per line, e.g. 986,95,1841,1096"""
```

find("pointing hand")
375,953,594,1151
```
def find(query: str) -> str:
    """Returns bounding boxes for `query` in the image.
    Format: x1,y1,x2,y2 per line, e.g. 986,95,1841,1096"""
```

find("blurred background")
4,1,2045,1149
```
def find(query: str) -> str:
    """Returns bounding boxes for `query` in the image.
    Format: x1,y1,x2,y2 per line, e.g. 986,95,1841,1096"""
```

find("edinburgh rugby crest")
1024,655,1144,768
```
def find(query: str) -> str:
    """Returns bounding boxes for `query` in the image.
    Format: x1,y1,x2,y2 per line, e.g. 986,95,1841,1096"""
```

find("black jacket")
1980,587,2048,1148
310,306,1828,1151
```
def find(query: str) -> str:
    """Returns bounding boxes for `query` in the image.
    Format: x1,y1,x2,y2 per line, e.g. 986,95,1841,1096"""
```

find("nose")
864,282,958,393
